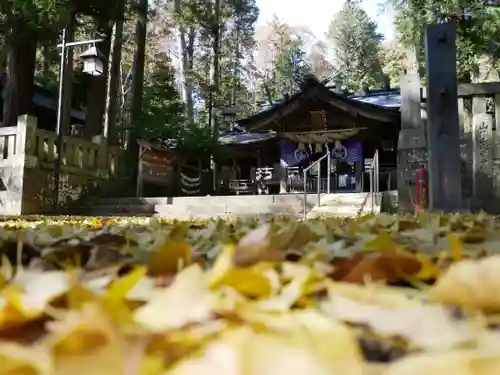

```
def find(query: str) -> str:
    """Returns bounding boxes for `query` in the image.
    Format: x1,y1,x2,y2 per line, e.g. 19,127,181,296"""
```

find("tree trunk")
104,0,125,145
174,0,187,101
210,0,220,135
129,0,148,151
209,0,220,191
0,46,7,75
174,0,195,127
2,38,37,127
61,13,76,136
185,28,195,126
84,27,112,139
42,44,51,80
232,25,240,107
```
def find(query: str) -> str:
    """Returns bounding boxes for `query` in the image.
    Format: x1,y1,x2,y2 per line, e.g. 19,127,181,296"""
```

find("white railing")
367,149,380,213
303,151,331,219
0,126,20,161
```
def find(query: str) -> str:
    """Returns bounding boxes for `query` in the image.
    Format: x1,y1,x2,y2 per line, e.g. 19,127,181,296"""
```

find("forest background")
1,0,499,153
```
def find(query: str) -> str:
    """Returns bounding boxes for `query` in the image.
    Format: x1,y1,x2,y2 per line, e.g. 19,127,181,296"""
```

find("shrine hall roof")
238,77,400,130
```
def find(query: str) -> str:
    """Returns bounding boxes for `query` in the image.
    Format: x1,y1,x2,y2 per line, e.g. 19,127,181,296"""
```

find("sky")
255,0,395,43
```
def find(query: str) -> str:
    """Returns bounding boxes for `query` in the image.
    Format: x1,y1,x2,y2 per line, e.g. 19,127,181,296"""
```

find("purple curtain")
280,139,363,167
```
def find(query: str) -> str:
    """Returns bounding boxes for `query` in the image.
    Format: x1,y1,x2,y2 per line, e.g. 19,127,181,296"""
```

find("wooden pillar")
493,94,500,210
274,162,287,193
136,146,144,197
397,74,427,212
458,98,473,208
424,22,462,211
355,159,362,193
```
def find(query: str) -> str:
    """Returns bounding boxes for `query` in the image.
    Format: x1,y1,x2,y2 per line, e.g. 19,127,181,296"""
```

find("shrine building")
217,77,401,194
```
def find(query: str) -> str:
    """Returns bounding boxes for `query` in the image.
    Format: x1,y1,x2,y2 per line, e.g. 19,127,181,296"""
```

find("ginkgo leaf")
2,211,500,374
0,271,71,330
448,234,463,261
166,327,345,375
133,265,216,332
148,243,192,276
44,303,126,375
430,255,500,311
0,342,52,375
321,295,475,350
107,266,147,300
211,267,271,298
363,232,396,252
257,263,313,311
383,349,500,375
326,282,422,307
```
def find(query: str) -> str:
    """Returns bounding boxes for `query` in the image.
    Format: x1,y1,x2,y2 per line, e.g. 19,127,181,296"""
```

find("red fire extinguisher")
413,167,429,212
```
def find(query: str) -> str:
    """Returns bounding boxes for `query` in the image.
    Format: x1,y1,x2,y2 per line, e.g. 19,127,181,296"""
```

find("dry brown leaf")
234,224,283,267
340,250,422,283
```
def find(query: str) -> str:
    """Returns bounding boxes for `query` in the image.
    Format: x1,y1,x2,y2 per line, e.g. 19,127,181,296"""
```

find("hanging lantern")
79,46,105,76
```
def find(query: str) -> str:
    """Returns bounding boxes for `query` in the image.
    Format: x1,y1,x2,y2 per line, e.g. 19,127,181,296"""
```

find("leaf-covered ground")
0,212,500,374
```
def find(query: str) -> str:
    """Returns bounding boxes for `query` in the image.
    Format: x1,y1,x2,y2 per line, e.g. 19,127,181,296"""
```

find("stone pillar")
397,74,427,213
0,115,35,215
471,97,494,211
18,114,37,155
424,22,462,211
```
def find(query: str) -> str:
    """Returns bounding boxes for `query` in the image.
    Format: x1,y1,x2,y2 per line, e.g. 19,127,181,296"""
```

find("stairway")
306,192,381,219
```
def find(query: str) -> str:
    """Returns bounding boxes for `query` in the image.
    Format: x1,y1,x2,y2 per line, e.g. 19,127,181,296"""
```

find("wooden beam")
421,82,500,99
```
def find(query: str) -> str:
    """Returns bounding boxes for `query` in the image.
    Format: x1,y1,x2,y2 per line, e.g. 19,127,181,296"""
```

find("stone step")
85,204,155,217
95,197,173,206
88,193,372,219
306,192,380,219
154,202,305,219
95,193,327,207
